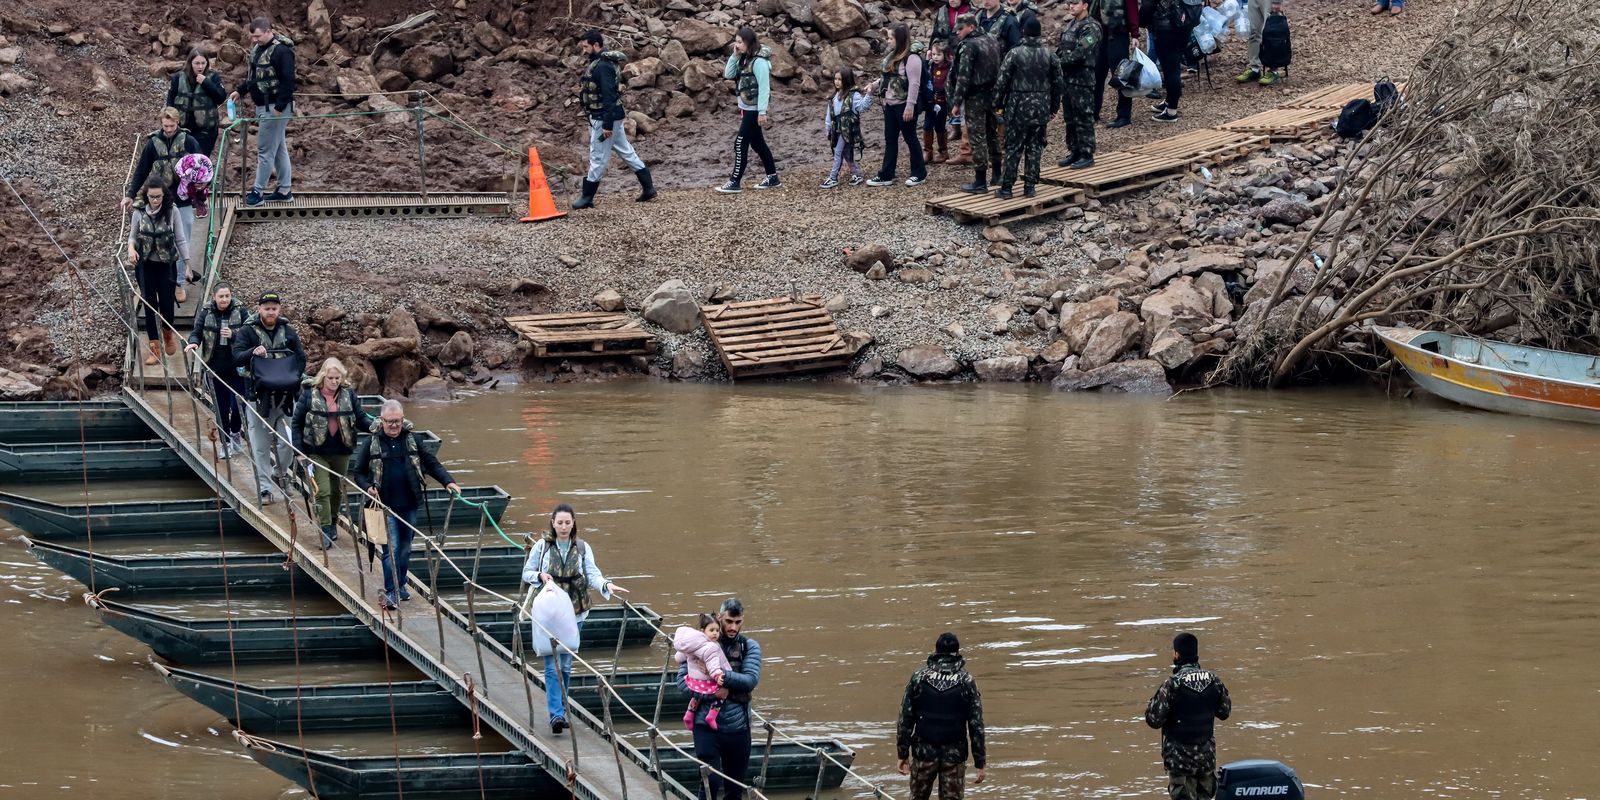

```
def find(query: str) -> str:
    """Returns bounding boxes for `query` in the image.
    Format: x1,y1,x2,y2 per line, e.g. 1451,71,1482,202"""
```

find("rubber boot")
144,340,161,366
936,128,949,163
633,167,656,202
162,328,179,355
923,131,941,164
571,178,598,210
948,125,973,165
959,168,987,194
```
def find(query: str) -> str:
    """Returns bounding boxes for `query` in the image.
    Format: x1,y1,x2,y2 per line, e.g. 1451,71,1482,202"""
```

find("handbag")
362,502,389,546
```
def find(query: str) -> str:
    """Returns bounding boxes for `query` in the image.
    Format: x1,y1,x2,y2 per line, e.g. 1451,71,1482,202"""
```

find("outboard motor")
1216,759,1305,799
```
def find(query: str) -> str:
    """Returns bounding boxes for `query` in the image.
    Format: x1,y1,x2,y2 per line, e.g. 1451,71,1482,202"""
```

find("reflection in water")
2,383,1598,798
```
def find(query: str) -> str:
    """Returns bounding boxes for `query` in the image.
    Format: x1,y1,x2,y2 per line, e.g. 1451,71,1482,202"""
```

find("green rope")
449,489,525,549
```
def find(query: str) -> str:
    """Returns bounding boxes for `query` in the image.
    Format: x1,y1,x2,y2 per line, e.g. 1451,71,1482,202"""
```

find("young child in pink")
673,613,730,729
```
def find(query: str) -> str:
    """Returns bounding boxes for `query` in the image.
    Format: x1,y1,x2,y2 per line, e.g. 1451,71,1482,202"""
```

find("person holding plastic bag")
1139,0,1186,122
521,503,629,735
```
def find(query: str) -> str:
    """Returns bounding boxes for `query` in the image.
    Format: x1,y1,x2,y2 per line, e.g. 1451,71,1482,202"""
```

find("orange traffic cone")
520,146,567,223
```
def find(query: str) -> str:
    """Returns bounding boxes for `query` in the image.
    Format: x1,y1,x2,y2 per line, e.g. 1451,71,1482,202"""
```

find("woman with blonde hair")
290,357,373,549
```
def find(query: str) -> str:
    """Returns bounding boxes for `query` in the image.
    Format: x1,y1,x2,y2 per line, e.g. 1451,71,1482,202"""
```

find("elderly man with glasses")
351,400,460,609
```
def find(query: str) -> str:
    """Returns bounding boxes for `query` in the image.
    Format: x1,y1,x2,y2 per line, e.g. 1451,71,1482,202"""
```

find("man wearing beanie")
896,632,987,799
1144,632,1232,800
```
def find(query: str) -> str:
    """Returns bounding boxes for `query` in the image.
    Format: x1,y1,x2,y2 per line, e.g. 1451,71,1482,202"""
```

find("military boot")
995,184,1014,200
1057,150,1081,168
634,167,656,202
571,179,598,210
959,168,988,194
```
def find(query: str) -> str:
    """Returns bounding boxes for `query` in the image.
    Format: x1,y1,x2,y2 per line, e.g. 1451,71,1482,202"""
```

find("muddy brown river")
3,384,1597,798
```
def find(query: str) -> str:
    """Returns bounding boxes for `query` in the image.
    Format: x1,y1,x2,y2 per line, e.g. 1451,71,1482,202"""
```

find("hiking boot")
144,340,161,366
994,186,1014,200
1107,117,1132,129
1236,68,1261,83
820,177,839,189
265,190,294,203
1057,151,1080,168
174,284,187,304
162,329,179,355
571,178,598,210
715,181,741,194
1258,70,1280,86
755,174,781,189
1153,108,1181,123
243,190,265,207
1070,155,1096,170
959,169,987,194
865,175,897,187
904,175,926,187
1023,185,1036,198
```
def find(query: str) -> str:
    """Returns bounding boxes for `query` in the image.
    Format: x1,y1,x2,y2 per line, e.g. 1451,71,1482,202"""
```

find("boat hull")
1376,326,1600,424
91,598,384,664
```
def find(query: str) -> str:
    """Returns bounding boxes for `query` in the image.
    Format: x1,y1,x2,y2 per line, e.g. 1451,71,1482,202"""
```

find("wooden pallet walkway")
1124,128,1270,166
924,185,1084,226
1219,105,1337,139
700,296,854,379
1038,151,1189,198
1283,82,1403,110
504,312,658,358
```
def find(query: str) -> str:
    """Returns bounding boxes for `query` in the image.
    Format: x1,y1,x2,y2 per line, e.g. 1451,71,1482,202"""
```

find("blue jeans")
379,506,418,595
543,619,583,721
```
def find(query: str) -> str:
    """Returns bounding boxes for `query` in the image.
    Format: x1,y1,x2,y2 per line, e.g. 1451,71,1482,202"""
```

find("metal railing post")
413,92,428,200
466,582,489,698
556,636,580,771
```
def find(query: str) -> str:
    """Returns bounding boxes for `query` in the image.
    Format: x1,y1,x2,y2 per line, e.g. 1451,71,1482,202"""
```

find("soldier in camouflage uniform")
994,16,1062,199
896,633,986,800
573,30,655,209
1144,633,1233,800
947,15,1003,194
1056,0,1102,169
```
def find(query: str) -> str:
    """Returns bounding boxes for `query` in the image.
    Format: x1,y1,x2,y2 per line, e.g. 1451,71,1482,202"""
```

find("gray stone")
438,331,474,367
852,354,883,379
641,279,702,333
896,344,961,379
672,348,708,379
824,293,850,313
1051,359,1173,394
593,288,625,312
974,355,1029,382
1258,197,1315,226
1141,277,1215,345
1148,333,1195,370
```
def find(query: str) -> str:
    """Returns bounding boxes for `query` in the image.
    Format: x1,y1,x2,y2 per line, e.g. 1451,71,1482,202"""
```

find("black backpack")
1334,99,1377,138
1373,79,1400,114
1260,12,1291,70
1178,0,1206,29
918,52,936,113
967,34,1001,88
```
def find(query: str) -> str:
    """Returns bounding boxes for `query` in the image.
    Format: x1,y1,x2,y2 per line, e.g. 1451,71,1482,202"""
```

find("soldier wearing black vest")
1144,632,1232,800
573,30,655,210
678,598,763,799
896,632,987,800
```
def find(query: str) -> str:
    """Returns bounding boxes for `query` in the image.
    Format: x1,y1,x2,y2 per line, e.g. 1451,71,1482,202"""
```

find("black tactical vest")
912,670,971,745
1164,667,1224,744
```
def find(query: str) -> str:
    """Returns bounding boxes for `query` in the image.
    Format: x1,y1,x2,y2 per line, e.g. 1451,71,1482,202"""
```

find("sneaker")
715,181,742,194
259,490,276,505
243,190,265,207
1145,89,1163,99
380,592,397,610
231,432,246,454
820,177,839,189
551,717,567,734
1185,66,1198,76
1235,68,1261,83
399,587,412,601
1153,108,1181,123
849,174,864,186
1106,117,1132,129
1150,101,1168,113
865,176,896,187
904,175,926,187
755,175,781,189
1258,69,1280,87
265,190,294,203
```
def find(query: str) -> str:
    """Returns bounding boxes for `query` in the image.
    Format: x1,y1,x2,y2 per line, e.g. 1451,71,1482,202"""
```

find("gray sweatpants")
586,118,645,182
1244,0,1272,71
246,401,294,495
175,205,195,284
254,103,293,193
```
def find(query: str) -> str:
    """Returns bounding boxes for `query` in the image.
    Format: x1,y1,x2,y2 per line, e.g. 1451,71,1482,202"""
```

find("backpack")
1373,79,1400,114
917,49,936,113
1140,0,1182,30
251,350,303,409
1260,12,1291,69
967,34,1001,88
1334,98,1376,138
1178,0,1206,29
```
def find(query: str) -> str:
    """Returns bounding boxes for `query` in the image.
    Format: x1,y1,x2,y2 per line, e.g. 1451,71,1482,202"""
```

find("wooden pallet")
1038,151,1188,198
504,312,658,358
700,296,853,379
1284,82,1404,110
1125,128,1269,166
1219,106,1337,139
924,185,1084,226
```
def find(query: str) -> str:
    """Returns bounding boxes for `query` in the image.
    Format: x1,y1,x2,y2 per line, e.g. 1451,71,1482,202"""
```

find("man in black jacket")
352,400,460,609
229,17,296,207
573,30,655,210
121,107,203,302
897,632,987,800
230,291,306,504
677,598,763,799
1145,632,1232,800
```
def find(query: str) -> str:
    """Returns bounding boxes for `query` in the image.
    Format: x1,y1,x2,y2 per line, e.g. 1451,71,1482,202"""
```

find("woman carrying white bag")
521,503,629,735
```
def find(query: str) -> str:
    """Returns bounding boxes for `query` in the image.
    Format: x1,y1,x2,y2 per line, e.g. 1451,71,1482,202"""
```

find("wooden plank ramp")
504,312,658,358
230,191,511,222
700,296,854,379
1124,128,1270,166
1219,105,1337,139
1283,82,1404,110
924,185,1084,226
1038,151,1188,198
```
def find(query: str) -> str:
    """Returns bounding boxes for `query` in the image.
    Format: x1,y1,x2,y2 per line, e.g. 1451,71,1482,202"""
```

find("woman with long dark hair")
166,49,228,157
126,176,189,365
717,27,781,194
185,282,249,457
867,23,928,187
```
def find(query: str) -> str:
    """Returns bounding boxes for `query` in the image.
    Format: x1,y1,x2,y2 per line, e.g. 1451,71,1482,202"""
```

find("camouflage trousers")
1168,769,1218,800
962,92,1002,175
1063,79,1097,156
999,122,1047,190
909,759,966,800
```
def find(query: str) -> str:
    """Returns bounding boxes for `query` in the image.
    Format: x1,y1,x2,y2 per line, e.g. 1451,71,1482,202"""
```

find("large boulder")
642,279,702,333
813,0,869,41
1078,311,1143,370
622,56,663,88
896,345,961,379
764,41,799,79
682,59,723,92
378,353,427,397
351,336,418,361
399,45,454,82
782,0,816,25
382,308,422,344
974,356,1029,382
1052,359,1173,394
1148,333,1196,370
593,288,625,312
0,367,43,400
846,242,895,273
438,331,474,366
1140,277,1214,345
1057,295,1119,353
1193,271,1234,318
1243,259,1318,306
673,19,734,54
659,39,689,72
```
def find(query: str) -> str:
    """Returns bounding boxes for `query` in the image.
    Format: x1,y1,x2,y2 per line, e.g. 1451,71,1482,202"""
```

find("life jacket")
878,42,928,106
301,385,361,451
540,535,594,615
1163,665,1225,745
148,128,191,191
366,419,426,505
134,206,179,264
172,71,220,132
239,316,293,380
249,34,294,101
735,47,772,107
194,302,246,364
580,52,625,116
828,91,867,159
911,654,974,746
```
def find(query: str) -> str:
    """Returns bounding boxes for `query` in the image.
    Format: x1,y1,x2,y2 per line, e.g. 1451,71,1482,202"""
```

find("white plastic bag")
1197,32,1218,54
528,581,580,657
1133,48,1162,94
1234,12,1251,40
1217,0,1241,21
1198,6,1226,38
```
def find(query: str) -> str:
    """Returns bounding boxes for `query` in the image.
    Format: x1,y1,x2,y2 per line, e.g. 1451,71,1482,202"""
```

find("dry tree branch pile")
1210,0,1600,388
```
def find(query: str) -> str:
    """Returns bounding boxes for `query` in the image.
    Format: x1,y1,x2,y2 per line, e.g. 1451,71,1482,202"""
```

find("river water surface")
3,384,1597,798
